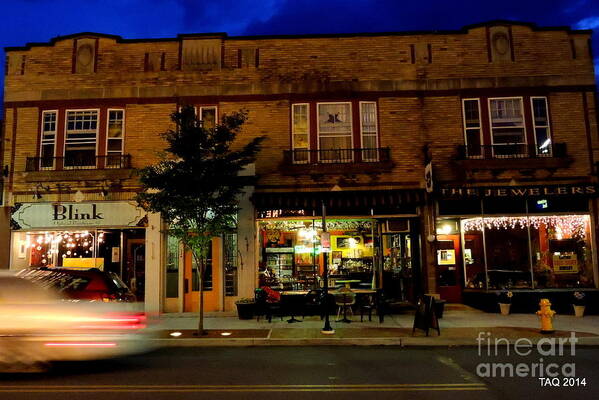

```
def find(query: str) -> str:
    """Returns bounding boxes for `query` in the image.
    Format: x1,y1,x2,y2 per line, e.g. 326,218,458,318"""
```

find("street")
0,346,597,399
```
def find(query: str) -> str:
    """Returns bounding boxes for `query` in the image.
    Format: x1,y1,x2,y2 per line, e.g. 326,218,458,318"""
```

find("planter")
236,302,255,320
499,303,511,315
573,305,585,318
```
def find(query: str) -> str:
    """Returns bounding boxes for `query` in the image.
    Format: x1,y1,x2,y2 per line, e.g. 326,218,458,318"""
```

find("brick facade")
2,20,597,308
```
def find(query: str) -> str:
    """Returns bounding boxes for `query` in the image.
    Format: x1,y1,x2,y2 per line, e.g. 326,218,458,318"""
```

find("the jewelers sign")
11,202,146,230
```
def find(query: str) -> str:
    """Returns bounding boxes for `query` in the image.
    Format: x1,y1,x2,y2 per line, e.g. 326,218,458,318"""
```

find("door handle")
184,278,189,294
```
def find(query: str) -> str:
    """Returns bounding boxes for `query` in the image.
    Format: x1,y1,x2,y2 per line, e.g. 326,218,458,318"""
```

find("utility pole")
321,200,335,335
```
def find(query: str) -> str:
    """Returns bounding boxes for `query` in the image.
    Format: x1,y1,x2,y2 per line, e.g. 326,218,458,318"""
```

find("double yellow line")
0,383,487,392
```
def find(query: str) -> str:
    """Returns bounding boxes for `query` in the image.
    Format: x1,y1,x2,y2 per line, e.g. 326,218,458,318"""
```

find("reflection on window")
531,97,552,156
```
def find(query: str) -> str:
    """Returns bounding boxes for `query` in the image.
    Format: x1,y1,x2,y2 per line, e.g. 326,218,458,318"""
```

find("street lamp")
321,200,335,335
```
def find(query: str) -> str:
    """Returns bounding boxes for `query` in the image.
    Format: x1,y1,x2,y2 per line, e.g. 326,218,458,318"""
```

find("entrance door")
183,238,221,312
126,239,145,301
436,234,462,302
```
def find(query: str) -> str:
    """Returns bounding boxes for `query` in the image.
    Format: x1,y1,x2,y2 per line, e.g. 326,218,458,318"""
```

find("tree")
136,105,265,335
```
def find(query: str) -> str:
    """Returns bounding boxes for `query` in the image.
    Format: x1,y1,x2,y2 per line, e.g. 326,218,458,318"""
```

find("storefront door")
436,234,462,302
183,238,221,312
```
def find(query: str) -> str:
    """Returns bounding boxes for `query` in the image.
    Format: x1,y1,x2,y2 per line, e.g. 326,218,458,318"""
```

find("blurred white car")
0,274,156,371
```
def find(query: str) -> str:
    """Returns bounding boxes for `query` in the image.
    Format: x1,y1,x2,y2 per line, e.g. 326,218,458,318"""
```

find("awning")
252,189,424,211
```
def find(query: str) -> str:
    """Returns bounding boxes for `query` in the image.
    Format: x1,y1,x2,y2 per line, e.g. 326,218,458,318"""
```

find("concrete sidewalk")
151,306,599,347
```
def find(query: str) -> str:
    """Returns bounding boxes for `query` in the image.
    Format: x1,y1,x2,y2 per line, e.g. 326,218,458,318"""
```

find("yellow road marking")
0,383,487,392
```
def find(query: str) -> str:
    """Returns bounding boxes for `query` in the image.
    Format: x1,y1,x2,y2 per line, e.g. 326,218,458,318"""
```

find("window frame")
316,101,354,163
487,96,527,158
39,110,58,170
63,108,100,169
461,98,483,159
198,106,218,129
291,103,310,164
106,108,125,168
359,101,379,162
530,96,552,157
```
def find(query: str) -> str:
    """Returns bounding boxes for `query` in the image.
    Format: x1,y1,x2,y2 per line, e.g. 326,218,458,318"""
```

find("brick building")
2,20,598,314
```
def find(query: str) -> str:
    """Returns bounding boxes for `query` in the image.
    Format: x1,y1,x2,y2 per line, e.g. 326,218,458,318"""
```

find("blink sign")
11,202,146,230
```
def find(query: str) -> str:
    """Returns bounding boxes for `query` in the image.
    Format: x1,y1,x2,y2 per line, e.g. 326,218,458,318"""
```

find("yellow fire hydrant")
536,298,556,334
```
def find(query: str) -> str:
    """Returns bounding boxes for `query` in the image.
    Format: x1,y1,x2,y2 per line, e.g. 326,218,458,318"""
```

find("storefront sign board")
11,201,146,230
440,184,598,199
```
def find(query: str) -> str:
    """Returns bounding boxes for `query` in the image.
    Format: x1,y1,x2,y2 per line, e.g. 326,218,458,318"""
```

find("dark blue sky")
1,0,598,94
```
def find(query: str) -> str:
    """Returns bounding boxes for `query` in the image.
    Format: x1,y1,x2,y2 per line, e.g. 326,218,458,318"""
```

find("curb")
150,336,599,347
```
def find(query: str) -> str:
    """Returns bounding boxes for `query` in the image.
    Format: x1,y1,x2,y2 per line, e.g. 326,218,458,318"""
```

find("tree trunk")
198,257,206,335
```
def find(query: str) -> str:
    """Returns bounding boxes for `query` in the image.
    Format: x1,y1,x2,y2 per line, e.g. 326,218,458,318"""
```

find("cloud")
575,16,599,30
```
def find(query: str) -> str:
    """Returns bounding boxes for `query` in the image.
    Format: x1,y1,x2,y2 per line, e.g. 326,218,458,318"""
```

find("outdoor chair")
301,289,323,319
359,293,376,322
254,288,282,323
334,290,356,323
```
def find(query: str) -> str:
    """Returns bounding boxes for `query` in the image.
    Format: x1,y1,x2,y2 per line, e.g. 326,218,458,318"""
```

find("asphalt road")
0,346,597,399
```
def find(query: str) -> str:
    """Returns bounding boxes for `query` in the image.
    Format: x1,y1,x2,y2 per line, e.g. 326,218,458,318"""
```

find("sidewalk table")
280,291,307,323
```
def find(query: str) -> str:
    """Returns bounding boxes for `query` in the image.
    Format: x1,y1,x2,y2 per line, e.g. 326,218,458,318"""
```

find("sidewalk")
151,305,599,347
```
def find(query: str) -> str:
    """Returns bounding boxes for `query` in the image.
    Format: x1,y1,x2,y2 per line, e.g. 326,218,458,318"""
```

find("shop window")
530,216,594,288
462,99,482,158
65,110,98,168
107,109,124,167
317,102,353,162
40,110,57,169
166,235,180,298
359,102,378,161
223,233,238,296
291,103,309,164
531,97,552,156
489,98,526,157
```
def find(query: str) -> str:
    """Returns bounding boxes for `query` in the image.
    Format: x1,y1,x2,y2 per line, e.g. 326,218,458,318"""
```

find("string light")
462,215,590,239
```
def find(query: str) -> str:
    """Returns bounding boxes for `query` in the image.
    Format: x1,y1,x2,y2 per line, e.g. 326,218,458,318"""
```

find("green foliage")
135,105,265,259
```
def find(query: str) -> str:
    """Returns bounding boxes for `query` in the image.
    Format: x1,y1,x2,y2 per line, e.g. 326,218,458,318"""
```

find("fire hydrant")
536,298,556,334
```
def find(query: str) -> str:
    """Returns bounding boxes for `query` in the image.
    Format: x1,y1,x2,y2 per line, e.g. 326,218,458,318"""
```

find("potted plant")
497,290,513,315
235,298,255,320
573,291,586,317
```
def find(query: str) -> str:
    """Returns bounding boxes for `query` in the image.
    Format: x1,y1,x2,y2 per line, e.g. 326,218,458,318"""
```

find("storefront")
10,201,148,300
253,190,424,303
435,184,599,310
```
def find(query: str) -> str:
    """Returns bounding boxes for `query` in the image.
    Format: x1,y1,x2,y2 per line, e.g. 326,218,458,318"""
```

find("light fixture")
220,332,232,336
169,331,182,337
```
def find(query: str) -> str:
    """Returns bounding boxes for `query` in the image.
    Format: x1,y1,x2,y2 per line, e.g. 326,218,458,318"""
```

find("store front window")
23,228,146,299
258,219,375,290
461,215,594,289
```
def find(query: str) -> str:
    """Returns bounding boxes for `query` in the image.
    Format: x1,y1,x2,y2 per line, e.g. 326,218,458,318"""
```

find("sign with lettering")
11,202,146,230
440,185,597,199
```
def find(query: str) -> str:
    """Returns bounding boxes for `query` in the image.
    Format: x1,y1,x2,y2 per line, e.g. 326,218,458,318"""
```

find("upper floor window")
107,109,124,167
199,106,217,130
289,100,381,164
462,99,482,158
462,96,552,159
40,111,57,169
292,104,309,164
65,110,98,168
360,102,378,161
317,102,353,163
531,97,551,156
489,97,526,157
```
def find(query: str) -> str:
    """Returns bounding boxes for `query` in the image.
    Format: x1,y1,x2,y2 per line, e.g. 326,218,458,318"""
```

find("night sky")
1,0,598,100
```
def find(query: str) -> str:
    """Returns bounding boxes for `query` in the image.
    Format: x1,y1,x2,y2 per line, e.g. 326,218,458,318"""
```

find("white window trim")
199,106,218,128
461,99,482,159
316,101,354,163
106,108,125,156
530,96,552,157
487,97,527,158
359,101,379,162
291,103,310,164
63,108,100,169
39,110,58,169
